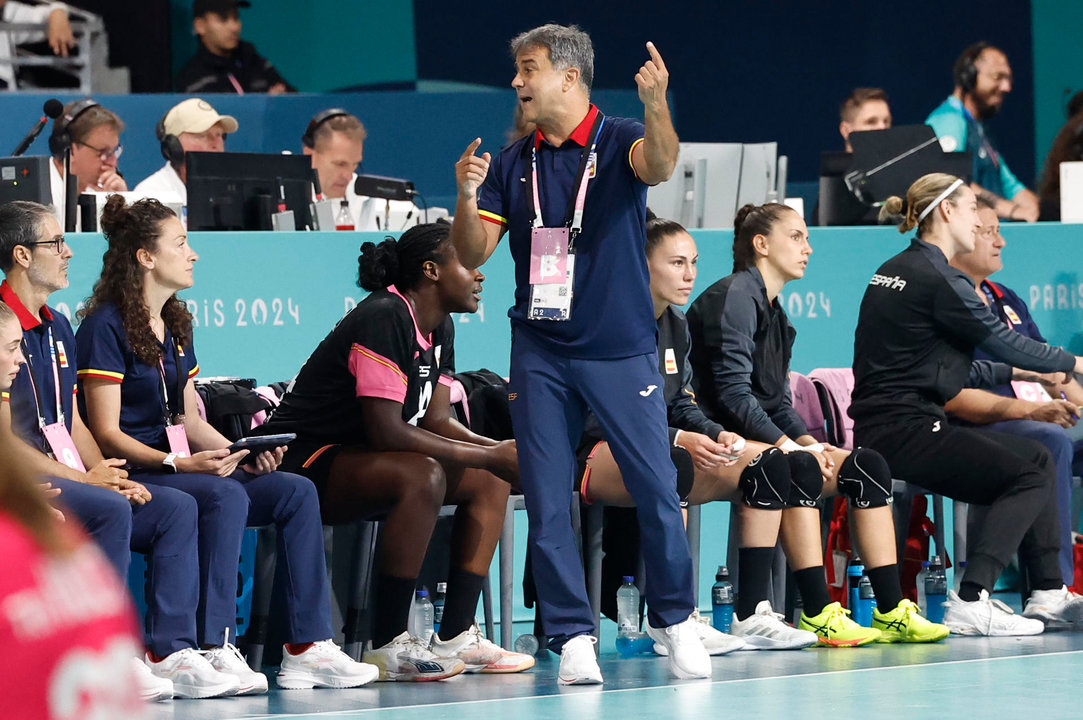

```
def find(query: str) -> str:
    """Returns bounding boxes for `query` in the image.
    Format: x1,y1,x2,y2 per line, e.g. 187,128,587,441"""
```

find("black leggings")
857,417,1061,593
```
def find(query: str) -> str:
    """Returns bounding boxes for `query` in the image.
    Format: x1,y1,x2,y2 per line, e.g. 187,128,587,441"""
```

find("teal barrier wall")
50,223,1083,381
46,222,1083,621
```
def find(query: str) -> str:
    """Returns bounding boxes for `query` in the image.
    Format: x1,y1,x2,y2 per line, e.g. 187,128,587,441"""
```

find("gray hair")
510,24,594,92
0,201,56,273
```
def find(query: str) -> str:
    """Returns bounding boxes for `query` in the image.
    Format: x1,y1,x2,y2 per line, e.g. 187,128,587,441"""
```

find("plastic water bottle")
412,589,435,645
711,566,734,633
856,571,875,627
847,560,865,614
925,556,948,624
615,576,652,656
432,582,446,635
335,200,354,231
916,560,931,614
616,576,640,635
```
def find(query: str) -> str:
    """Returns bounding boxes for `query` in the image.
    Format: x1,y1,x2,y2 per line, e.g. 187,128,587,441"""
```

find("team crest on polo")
587,153,597,178
1004,305,1022,325
55,341,69,368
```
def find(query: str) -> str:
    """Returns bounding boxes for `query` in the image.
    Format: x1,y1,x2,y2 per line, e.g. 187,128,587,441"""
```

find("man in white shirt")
133,97,238,205
48,99,126,226
301,109,416,231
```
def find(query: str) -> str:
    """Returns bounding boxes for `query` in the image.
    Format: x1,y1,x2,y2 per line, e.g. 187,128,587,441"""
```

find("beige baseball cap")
162,98,239,136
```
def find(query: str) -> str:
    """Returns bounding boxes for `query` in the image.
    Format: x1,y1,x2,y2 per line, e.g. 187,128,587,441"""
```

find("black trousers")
856,417,1061,593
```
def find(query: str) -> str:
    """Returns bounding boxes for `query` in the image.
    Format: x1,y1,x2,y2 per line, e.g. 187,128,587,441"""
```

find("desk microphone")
12,99,62,157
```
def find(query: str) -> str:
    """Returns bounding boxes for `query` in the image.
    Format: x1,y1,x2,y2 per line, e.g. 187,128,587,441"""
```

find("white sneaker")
645,613,712,679
430,622,535,673
943,589,1045,636
132,657,173,702
362,632,465,682
145,648,241,699
652,609,745,656
201,632,268,695
730,600,818,650
558,635,602,685
277,639,380,689
1022,585,1083,629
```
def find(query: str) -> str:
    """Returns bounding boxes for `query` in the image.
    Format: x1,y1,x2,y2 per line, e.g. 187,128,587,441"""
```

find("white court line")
227,649,1083,720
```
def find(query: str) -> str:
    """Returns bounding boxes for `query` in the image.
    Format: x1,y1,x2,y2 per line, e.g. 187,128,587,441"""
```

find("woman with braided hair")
261,222,532,680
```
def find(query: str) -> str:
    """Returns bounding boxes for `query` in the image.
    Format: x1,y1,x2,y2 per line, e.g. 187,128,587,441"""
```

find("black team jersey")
261,287,455,444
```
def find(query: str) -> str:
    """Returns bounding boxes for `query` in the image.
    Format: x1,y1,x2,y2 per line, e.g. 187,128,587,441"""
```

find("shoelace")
757,605,787,623
204,628,248,668
824,604,854,627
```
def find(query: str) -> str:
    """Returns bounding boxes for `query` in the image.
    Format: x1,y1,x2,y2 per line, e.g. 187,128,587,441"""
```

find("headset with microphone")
157,111,185,168
301,108,352,149
48,98,101,157
954,41,989,96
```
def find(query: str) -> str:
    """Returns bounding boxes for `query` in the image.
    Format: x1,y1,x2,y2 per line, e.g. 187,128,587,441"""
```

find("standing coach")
448,24,709,684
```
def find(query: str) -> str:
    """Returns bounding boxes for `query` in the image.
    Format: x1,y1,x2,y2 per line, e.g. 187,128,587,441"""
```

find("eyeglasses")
74,140,123,162
25,236,67,254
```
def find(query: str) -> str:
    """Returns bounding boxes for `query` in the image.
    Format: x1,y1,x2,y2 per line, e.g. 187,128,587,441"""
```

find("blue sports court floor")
150,613,1083,720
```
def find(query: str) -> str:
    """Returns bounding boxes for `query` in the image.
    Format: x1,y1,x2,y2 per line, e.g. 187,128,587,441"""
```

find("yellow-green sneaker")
872,599,950,643
798,602,881,647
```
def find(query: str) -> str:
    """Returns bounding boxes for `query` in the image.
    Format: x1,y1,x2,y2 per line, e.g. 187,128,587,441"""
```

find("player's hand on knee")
676,431,726,471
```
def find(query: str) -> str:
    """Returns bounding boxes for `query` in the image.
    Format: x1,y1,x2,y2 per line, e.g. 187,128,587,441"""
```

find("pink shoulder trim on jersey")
349,343,408,404
387,284,432,351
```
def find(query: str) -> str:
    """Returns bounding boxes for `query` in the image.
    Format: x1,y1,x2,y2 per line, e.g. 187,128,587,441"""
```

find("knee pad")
739,447,791,510
670,445,695,505
837,447,893,508
785,451,823,508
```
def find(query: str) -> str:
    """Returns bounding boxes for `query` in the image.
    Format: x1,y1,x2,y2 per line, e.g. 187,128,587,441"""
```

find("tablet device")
227,433,296,455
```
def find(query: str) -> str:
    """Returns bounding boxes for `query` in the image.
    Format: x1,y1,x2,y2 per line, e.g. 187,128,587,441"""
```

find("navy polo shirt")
973,279,1046,399
75,303,200,451
0,281,79,454
478,104,656,359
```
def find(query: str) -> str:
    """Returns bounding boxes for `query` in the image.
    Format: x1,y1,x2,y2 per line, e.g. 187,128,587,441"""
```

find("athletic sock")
793,566,832,617
959,581,984,602
736,547,775,620
437,568,487,640
866,564,904,613
373,573,417,648
285,642,314,655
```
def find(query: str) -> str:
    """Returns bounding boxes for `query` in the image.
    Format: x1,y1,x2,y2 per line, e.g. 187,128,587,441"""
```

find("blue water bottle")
847,559,865,619
711,566,734,632
856,571,875,627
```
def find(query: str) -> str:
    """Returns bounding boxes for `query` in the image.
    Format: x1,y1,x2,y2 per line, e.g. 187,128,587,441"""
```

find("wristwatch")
162,452,179,473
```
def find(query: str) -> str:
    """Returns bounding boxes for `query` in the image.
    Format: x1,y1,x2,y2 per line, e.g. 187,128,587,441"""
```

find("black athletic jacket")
850,237,1074,430
686,267,808,444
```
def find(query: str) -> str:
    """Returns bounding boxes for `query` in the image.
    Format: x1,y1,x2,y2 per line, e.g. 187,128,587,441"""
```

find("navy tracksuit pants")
135,467,333,647
509,328,695,651
54,476,200,656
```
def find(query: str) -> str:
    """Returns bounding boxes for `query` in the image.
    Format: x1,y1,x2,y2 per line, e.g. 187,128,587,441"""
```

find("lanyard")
527,113,605,241
157,339,186,426
952,97,1001,172
23,327,64,430
981,282,1014,329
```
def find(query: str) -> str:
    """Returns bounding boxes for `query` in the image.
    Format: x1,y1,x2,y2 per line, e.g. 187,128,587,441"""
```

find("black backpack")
451,369,513,441
195,380,272,441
